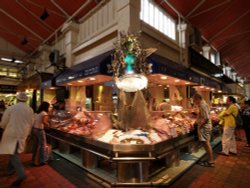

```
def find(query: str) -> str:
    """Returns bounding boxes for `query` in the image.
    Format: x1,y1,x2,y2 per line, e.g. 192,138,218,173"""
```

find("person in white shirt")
32,101,50,166
0,92,34,186
192,94,214,167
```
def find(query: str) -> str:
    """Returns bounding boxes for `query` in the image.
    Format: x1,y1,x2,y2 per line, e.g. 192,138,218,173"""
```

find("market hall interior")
1,0,250,187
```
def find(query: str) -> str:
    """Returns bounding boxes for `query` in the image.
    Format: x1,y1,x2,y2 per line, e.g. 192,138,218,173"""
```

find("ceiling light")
40,9,49,20
88,77,96,81
238,83,244,87
1,57,12,62
21,37,28,45
68,76,74,79
77,80,83,83
161,76,168,79
15,60,23,63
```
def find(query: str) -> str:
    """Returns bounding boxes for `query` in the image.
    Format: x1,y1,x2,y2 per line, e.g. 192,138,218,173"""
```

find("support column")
177,22,189,66
177,23,188,48
61,21,79,68
116,0,141,33
37,44,53,73
202,45,211,60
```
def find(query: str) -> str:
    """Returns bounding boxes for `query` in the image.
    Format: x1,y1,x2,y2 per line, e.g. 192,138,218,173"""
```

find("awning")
148,54,189,80
189,47,223,75
41,71,65,89
220,75,236,84
18,72,53,90
221,84,232,93
148,53,221,89
56,51,112,85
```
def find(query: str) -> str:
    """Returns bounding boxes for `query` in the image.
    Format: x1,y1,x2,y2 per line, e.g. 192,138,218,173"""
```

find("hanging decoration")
109,31,157,92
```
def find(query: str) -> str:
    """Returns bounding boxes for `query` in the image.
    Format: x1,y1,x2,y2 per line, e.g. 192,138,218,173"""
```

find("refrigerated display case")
46,109,200,187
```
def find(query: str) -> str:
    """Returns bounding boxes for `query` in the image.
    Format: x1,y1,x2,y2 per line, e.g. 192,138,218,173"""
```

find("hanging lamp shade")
115,74,148,92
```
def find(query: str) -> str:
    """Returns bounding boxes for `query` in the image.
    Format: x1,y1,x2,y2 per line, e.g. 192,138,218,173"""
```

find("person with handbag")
0,92,34,186
32,101,50,166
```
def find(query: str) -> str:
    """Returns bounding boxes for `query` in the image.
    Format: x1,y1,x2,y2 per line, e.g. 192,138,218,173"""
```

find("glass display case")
46,109,200,186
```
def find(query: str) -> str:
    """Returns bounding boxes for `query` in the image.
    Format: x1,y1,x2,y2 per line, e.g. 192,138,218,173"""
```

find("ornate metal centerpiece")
110,32,156,92
109,32,157,131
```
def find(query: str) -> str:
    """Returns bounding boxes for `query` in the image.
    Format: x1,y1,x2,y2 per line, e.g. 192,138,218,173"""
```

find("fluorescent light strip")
1,57,12,62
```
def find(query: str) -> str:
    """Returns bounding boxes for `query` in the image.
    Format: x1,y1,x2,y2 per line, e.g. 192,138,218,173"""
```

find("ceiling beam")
186,0,206,18
209,9,250,41
0,26,40,42
227,50,250,61
0,8,44,41
16,0,55,32
26,0,66,18
50,0,70,18
22,0,93,65
189,0,232,19
219,35,250,53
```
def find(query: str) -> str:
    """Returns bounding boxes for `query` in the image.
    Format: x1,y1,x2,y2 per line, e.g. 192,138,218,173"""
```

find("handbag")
24,134,34,153
232,113,243,128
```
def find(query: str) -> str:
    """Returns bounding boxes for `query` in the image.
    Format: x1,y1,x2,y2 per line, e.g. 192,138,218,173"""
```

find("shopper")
235,100,243,141
0,92,34,186
0,100,6,139
192,94,214,167
32,101,50,166
157,99,171,111
242,99,250,147
0,99,6,120
218,96,238,156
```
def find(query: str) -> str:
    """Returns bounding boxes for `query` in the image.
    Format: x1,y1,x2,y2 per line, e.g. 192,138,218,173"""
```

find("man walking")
0,92,34,186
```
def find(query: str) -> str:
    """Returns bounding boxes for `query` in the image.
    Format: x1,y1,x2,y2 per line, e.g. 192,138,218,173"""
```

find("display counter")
46,128,196,186
46,109,220,187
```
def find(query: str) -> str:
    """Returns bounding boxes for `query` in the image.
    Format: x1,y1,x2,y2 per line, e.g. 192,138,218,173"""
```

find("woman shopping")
32,101,50,166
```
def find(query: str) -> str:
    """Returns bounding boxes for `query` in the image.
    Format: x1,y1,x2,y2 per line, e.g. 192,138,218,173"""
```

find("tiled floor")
170,136,250,188
1,131,250,188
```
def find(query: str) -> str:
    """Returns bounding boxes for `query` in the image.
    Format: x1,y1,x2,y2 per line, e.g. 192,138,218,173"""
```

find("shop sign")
0,85,17,93
41,80,52,88
157,64,188,80
188,76,200,83
84,66,99,76
58,66,100,83
205,79,221,90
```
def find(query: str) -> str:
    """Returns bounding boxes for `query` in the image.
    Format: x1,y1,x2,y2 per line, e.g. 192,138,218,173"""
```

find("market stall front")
45,33,221,187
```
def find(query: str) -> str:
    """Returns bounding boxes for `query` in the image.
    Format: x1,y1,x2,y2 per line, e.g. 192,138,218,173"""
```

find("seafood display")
49,108,195,144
